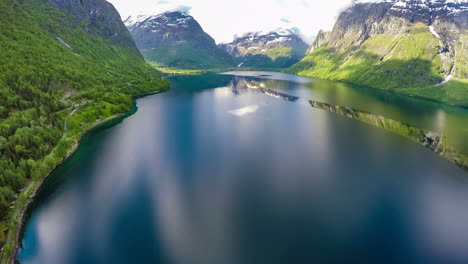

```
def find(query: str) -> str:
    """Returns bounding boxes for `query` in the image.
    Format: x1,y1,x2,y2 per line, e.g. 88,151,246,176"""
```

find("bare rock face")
124,11,233,68
292,0,468,89
219,29,308,68
328,0,468,51
46,0,137,50
306,30,330,55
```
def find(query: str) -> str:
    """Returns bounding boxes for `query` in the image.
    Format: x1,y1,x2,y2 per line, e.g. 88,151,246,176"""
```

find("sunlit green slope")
0,0,168,232
288,1,468,105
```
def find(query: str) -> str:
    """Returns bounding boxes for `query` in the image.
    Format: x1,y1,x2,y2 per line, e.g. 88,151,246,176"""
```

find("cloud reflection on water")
19,72,468,264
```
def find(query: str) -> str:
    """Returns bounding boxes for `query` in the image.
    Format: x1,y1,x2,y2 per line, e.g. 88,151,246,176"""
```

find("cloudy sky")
108,0,355,44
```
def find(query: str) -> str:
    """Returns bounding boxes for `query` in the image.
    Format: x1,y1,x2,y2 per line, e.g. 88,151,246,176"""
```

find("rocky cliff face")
328,0,467,51
125,11,233,69
46,0,138,50
289,0,468,105
219,29,308,68
306,30,330,55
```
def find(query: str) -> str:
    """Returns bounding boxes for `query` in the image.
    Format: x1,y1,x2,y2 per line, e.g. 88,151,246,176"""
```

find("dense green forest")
0,0,168,240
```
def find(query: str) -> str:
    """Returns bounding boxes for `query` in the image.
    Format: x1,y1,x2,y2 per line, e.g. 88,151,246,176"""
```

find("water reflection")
19,72,468,264
222,72,468,155
230,78,299,102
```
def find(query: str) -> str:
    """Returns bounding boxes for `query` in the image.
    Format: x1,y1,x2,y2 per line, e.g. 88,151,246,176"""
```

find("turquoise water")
19,72,468,264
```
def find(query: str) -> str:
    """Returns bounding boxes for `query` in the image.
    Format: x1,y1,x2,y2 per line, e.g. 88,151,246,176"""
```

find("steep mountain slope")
288,0,468,105
219,29,309,68
125,11,233,69
0,0,168,242
306,30,330,55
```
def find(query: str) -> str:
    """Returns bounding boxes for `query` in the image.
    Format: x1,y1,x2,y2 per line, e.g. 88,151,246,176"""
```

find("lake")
18,72,468,264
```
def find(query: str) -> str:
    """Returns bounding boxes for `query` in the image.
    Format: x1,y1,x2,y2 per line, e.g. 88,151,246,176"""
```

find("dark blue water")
19,72,468,264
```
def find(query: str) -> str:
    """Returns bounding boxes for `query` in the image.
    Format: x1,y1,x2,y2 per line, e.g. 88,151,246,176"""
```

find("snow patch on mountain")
429,25,441,39
124,11,193,29
355,0,467,4
354,0,468,14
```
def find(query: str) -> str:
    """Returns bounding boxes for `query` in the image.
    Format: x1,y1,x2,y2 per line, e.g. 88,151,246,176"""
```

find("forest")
0,0,169,240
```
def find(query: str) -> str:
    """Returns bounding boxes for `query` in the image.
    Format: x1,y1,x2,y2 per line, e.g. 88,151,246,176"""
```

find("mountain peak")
219,28,308,68
355,0,467,4
354,0,468,14
124,11,196,30
125,11,233,68
231,28,300,42
290,0,468,94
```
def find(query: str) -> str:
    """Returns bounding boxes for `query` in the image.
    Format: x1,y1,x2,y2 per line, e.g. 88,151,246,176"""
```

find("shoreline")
7,89,168,264
309,99,468,172
292,73,468,110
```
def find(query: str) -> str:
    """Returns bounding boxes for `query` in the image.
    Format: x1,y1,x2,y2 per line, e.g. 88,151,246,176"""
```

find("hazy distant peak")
229,28,303,43
124,11,193,29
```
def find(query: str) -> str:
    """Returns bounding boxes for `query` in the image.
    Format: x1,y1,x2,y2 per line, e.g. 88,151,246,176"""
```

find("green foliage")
0,0,169,223
142,41,233,69
288,23,468,105
238,46,307,69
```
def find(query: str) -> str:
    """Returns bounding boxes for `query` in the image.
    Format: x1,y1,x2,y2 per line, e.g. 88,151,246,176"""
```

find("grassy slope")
141,41,233,70
0,0,168,246
288,23,468,105
240,46,307,68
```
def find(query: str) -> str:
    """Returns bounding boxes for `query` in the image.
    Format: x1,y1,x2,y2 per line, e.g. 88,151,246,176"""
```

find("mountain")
288,0,468,105
306,30,330,55
0,0,168,239
47,0,138,49
219,29,309,68
125,11,234,69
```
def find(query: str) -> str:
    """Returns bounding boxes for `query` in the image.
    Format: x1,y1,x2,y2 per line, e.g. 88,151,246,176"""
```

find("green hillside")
238,46,308,69
141,41,233,69
0,0,168,240
288,23,468,105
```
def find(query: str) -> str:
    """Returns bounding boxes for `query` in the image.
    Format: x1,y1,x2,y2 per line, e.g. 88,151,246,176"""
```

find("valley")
0,0,467,263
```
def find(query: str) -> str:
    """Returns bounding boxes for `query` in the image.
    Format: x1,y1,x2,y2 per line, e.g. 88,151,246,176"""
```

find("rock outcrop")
306,30,330,55
47,0,138,50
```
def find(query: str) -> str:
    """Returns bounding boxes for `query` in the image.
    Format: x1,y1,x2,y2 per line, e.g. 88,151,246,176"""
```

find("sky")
107,0,356,44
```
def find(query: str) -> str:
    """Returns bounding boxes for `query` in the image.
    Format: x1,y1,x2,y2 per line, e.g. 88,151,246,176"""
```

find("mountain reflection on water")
19,72,468,264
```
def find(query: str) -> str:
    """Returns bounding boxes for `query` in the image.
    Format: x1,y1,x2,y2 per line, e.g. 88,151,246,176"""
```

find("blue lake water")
19,72,468,264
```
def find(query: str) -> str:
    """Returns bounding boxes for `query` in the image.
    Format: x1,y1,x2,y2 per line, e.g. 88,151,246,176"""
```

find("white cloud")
108,0,354,43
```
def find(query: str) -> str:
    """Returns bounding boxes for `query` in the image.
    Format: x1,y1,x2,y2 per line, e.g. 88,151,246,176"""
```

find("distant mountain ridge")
125,11,233,69
288,0,468,105
219,29,308,68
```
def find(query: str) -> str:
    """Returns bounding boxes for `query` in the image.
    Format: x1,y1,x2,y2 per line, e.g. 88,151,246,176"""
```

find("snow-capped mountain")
124,11,233,68
354,0,468,16
219,29,308,68
125,12,199,33
289,0,468,97
328,0,467,51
